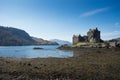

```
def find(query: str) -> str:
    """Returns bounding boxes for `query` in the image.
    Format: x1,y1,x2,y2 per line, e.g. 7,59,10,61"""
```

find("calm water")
0,45,73,58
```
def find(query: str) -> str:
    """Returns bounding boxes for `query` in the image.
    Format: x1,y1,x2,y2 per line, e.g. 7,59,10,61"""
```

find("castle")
73,28,101,44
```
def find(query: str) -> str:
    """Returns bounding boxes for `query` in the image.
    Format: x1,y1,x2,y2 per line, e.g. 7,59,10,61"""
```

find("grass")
73,42,108,48
0,48,120,80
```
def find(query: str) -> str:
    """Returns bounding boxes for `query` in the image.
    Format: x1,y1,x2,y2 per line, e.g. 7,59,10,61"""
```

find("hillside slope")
0,26,58,46
0,26,36,46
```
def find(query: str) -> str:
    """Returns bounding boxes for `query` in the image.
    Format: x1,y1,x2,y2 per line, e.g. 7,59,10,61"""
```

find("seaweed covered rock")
57,44,72,50
33,47,43,50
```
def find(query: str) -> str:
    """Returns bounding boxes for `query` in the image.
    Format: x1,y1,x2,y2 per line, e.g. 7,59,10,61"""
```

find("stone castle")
73,28,101,44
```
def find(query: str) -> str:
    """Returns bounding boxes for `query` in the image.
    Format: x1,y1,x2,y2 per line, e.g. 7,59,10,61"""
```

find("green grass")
0,48,120,80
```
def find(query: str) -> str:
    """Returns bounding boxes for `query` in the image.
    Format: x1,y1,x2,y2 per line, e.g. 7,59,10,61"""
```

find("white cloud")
80,7,109,17
101,31,120,40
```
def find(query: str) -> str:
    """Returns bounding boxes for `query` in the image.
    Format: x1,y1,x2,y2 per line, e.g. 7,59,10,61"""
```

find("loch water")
0,45,73,58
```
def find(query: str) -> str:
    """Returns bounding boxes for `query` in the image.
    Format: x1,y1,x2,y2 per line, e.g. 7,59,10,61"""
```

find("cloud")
80,7,109,17
115,22,120,26
101,31,120,40
115,22,119,26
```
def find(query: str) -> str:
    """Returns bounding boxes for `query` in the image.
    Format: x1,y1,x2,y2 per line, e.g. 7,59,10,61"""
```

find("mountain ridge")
108,37,120,42
0,26,58,46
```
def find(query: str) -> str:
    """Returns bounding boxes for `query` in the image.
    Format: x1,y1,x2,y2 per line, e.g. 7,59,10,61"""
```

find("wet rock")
33,47,43,50
57,44,72,50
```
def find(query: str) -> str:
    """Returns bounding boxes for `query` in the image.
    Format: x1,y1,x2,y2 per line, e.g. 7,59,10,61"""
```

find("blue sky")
0,0,120,42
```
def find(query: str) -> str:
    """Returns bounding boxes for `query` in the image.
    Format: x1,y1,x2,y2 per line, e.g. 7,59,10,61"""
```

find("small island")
33,47,43,50
58,28,120,51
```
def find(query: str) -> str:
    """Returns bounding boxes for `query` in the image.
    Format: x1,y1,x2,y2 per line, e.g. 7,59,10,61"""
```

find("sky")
0,0,120,42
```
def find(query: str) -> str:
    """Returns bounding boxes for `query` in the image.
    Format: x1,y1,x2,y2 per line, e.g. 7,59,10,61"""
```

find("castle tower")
87,28,100,43
73,35,81,44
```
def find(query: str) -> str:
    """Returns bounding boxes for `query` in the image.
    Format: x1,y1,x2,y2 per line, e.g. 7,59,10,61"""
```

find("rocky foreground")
0,48,120,80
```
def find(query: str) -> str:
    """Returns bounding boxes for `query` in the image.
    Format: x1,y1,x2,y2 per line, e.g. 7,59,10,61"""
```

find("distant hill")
32,37,58,45
0,26,58,46
109,37,120,42
49,39,71,45
0,26,36,46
